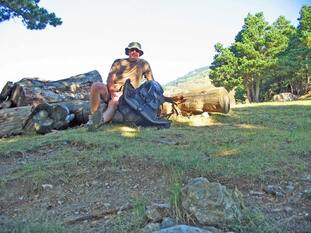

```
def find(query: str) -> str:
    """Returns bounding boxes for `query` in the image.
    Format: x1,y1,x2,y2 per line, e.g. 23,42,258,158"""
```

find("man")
88,42,155,131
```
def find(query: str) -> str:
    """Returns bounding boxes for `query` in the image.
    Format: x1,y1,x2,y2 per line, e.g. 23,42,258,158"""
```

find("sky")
0,0,310,90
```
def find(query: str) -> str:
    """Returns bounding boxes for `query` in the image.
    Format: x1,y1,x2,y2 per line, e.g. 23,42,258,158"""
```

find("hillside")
163,66,214,96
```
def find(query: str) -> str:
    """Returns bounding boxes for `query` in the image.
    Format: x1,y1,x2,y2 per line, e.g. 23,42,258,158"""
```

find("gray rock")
263,185,285,197
302,188,311,199
160,217,175,229
140,223,161,233
153,224,213,233
181,177,243,227
301,173,311,182
272,92,297,102
146,203,171,222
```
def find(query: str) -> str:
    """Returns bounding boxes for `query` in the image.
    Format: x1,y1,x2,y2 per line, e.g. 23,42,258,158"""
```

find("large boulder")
153,224,213,233
272,92,297,102
181,177,243,227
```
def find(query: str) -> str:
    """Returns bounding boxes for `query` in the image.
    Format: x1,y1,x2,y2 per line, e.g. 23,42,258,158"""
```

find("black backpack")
116,79,171,128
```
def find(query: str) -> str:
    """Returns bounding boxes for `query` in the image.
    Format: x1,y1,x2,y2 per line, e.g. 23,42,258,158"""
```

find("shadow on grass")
211,102,311,131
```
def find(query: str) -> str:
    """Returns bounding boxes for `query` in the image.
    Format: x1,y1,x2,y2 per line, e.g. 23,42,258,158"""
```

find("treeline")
209,5,311,102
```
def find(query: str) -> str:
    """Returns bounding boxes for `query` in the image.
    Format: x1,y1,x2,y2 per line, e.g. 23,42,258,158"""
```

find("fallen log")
0,99,135,137
162,87,231,116
0,100,97,137
0,106,33,137
1,70,102,108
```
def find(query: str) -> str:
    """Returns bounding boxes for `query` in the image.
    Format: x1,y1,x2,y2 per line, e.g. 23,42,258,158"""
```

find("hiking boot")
87,108,104,132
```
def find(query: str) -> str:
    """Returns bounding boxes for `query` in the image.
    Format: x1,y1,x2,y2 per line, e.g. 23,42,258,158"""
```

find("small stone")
146,203,170,222
284,206,293,213
249,190,264,196
141,223,161,233
160,217,175,229
285,184,294,192
301,173,311,182
263,185,275,194
304,212,311,221
302,188,311,199
263,185,285,197
42,184,53,189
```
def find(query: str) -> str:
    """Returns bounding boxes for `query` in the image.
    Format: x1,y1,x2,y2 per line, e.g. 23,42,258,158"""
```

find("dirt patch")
1,148,310,232
0,156,171,233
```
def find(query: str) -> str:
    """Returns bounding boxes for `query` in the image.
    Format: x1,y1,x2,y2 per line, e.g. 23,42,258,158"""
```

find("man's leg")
102,92,122,123
90,82,109,113
88,82,109,131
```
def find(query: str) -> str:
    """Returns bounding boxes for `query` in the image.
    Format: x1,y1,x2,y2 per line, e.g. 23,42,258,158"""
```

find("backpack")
116,79,171,128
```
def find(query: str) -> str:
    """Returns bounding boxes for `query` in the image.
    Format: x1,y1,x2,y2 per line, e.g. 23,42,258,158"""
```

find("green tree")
0,0,62,30
233,13,290,102
298,5,311,48
209,43,245,101
276,5,311,95
259,16,296,100
210,12,291,102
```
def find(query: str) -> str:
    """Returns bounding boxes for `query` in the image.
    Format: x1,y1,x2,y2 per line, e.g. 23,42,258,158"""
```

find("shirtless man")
88,42,154,131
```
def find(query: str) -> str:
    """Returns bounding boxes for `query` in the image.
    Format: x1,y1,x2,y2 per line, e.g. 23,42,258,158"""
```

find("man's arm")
107,73,117,93
106,59,120,94
143,61,154,81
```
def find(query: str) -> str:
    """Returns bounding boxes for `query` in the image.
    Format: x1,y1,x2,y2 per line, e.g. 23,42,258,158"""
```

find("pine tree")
0,0,62,30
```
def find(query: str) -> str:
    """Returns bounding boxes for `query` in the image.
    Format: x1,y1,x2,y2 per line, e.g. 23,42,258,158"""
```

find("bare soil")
0,142,310,233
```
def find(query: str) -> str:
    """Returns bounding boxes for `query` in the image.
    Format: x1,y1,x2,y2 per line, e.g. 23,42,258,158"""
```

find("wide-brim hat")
125,42,144,56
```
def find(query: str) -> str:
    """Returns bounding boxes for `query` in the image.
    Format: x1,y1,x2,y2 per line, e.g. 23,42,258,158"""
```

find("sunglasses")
129,48,140,53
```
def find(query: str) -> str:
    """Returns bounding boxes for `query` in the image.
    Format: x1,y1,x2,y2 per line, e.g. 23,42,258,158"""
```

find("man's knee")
91,82,109,101
91,82,105,93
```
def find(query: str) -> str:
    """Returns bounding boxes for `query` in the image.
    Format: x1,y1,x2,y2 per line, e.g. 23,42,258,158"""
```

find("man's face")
128,48,141,61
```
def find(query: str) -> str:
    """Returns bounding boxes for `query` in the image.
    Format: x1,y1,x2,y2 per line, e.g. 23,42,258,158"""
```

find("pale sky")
0,0,309,90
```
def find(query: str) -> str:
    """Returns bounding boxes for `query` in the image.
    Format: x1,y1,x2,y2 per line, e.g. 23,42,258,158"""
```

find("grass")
1,100,310,183
0,100,310,232
2,211,70,233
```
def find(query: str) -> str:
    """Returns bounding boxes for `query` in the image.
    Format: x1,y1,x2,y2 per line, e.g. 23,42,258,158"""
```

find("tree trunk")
0,106,33,137
162,87,231,116
253,80,260,102
1,70,102,108
244,76,252,103
0,100,105,137
0,81,14,102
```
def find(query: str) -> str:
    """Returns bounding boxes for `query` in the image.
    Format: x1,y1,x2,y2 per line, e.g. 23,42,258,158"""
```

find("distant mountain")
163,66,214,96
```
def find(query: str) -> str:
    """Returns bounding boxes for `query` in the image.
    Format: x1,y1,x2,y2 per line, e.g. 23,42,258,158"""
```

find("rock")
302,188,311,199
301,173,311,182
145,203,171,222
203,226,224,233
249,191,264,196
140,223,161,233
181,177,243,227
263,185,285,197
272,92,297,102
160,217,175,229
285,183,295,193
153,224,213,233
41,184,53,189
